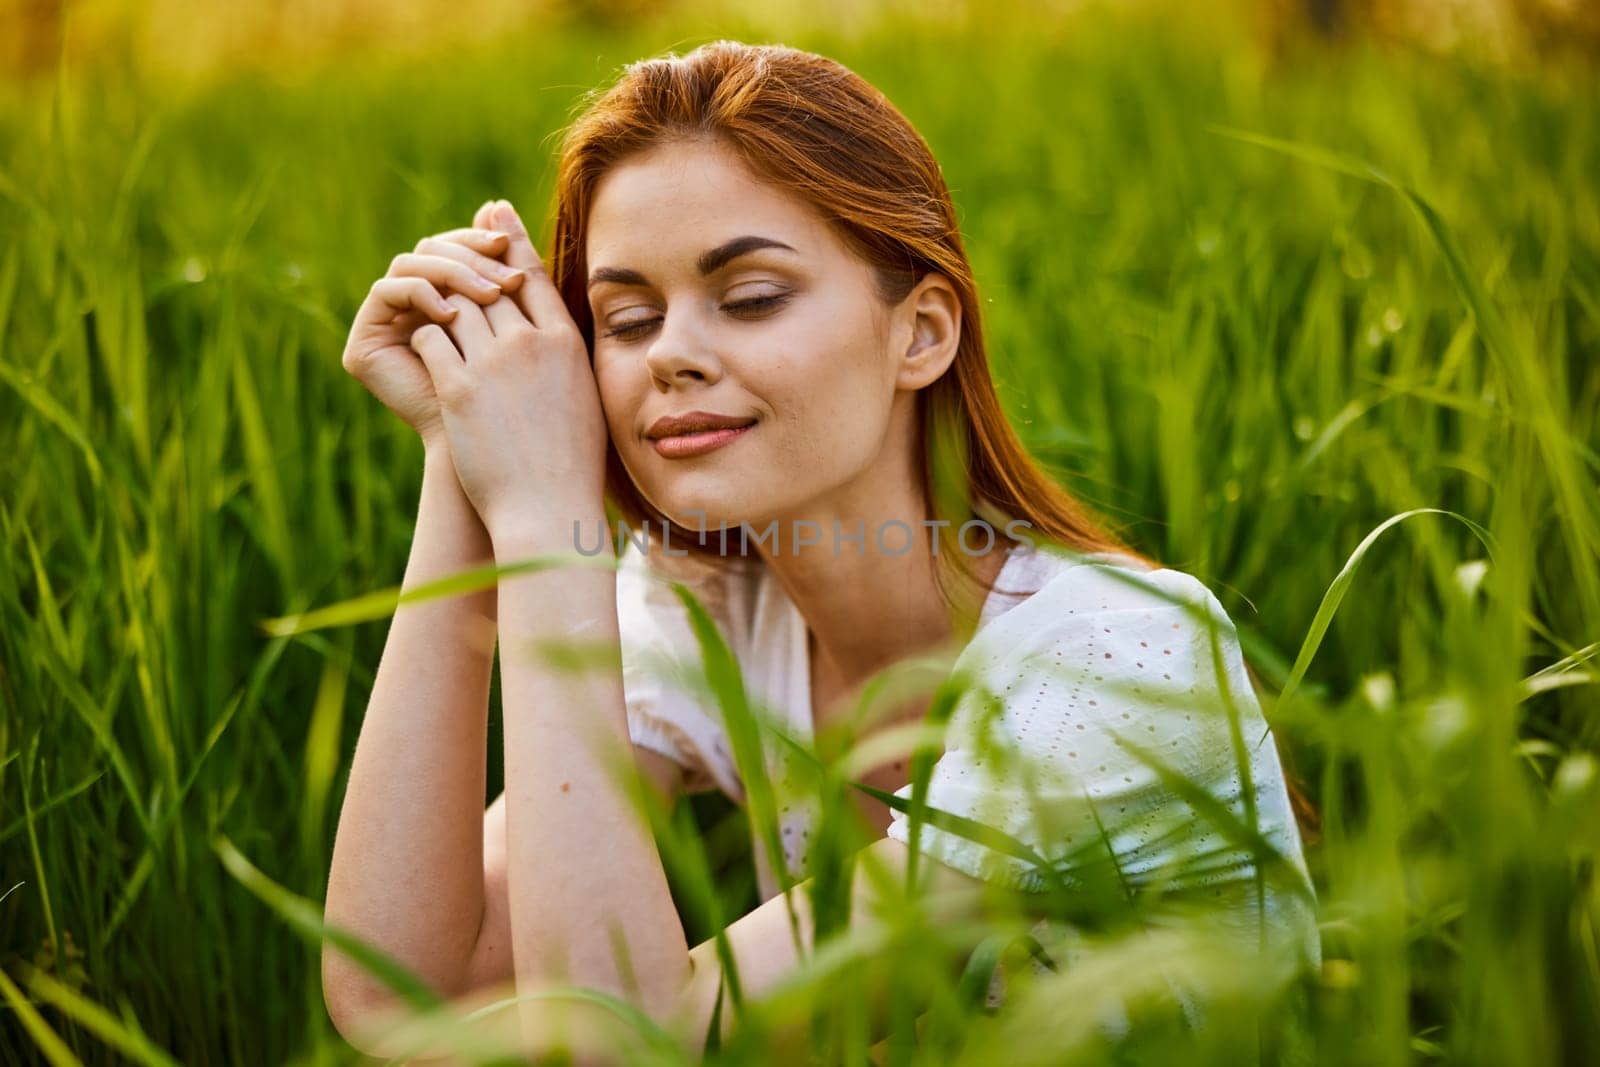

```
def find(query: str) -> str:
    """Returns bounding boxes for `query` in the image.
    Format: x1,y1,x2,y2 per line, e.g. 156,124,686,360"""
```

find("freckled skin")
586,137,911,539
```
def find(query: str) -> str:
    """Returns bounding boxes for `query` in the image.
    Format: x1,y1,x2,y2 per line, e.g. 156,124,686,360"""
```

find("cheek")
594,363,639,437
771,302,882,396
765,345,888,466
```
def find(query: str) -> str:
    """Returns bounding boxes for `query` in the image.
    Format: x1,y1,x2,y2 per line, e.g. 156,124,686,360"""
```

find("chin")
646,485,754,540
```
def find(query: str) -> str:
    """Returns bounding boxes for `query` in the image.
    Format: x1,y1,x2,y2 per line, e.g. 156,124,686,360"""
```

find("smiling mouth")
650,422,756,459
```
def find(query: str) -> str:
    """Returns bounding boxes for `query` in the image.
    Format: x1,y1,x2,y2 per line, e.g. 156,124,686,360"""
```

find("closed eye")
600,293,791,343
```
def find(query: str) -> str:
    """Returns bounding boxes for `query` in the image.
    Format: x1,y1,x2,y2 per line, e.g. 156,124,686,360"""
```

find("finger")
473,199,499,232
442,292,494,350
483,292,530,334
388,252,504,305
490,200,569,329
361,276,459,327
410,323,468,397
424,226,511,258
414,234,524,291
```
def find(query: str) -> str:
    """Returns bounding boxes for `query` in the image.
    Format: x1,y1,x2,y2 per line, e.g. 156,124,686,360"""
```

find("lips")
646,410,758,440
650,422,755,459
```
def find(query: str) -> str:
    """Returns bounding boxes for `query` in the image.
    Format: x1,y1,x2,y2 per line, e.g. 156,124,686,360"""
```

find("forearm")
491,501,692,1031
323,446,498,1015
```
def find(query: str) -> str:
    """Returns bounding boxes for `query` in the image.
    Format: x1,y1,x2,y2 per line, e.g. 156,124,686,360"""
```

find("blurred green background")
2,0,1597,1063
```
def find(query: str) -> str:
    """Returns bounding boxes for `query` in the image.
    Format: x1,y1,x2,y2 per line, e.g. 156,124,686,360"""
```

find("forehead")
586,140,829,264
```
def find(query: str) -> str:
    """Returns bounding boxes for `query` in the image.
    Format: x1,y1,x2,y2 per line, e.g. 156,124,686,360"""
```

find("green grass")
2,3,1597,1063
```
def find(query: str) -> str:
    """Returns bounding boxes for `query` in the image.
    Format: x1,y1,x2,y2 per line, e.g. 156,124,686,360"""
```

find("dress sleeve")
615,543,742,799
885,558,1319,958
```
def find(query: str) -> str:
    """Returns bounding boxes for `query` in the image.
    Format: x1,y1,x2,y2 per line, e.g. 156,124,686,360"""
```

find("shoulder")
966,546,1245,695
892,551,1314,901
1027,545,1230,623
938,549,1267,811
889,547,1318,954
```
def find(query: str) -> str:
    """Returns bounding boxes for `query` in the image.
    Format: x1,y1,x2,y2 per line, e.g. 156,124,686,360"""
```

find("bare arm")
321,443,498,1029
331,835,995,1063
456,746,684,998
491,505,695,1029
319,450,688,1043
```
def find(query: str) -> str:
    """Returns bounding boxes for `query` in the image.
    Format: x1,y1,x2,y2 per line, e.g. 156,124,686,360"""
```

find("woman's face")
586,137,929,540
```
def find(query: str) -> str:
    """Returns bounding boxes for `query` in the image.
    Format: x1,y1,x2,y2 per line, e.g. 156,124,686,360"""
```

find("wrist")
421,431,451,464
488,498,611,561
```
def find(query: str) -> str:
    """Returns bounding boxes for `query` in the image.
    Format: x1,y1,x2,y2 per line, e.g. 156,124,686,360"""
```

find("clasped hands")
341,199,608,545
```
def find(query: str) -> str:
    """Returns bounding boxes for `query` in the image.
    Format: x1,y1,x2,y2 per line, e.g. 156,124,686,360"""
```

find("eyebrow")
587,235,797,291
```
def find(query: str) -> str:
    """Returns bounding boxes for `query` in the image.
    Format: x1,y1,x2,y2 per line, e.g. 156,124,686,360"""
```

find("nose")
643,306,723,389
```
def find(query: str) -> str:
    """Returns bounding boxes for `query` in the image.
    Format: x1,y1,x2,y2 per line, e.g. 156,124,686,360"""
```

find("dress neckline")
795,538,1040,738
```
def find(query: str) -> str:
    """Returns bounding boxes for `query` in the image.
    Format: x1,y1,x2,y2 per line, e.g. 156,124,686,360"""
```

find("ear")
891,272,962,391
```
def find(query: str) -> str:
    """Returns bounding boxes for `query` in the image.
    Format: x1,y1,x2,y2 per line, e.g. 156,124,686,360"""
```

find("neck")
740,404,1012,728
757,512,1011,721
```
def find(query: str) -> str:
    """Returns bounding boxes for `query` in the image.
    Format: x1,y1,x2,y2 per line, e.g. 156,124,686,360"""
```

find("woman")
322,39,1320,1062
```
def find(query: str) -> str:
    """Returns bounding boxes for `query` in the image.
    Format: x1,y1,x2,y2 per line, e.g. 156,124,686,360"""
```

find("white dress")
614,533,1321,1039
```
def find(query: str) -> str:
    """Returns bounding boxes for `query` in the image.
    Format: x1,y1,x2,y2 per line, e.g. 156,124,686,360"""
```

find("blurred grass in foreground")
1,1,1598,1063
